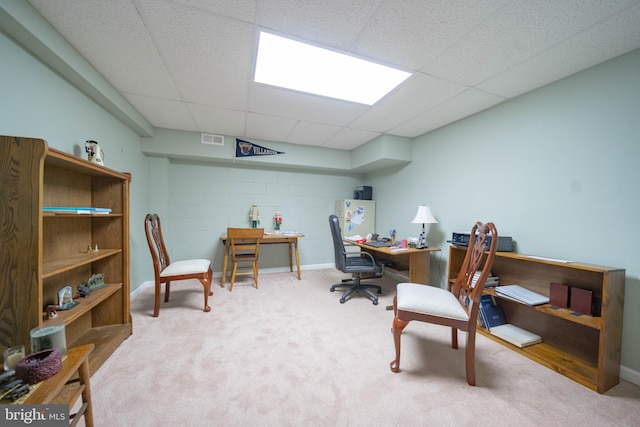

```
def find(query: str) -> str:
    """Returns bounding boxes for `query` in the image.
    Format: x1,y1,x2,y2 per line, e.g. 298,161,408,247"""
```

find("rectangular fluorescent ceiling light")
254,32,411,105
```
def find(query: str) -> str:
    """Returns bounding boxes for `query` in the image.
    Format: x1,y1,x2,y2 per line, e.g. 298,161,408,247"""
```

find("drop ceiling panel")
248,83,368,126
187,103,247,136
349,72,471,132
322,128,382,151
245,112,297,143
256,0,382,51
28,0,180,99
422,0,640,86
389,88,506,137
172,0,257,22
25,0,640,151
124,93,196,131
137,0,254,109
478,3,640,98
351,0,508,70
285,121,341,146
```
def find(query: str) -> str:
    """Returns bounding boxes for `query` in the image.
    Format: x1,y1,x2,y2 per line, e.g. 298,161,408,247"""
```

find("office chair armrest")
345,250,377,264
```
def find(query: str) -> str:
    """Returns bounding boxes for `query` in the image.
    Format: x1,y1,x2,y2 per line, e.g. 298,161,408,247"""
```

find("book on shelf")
43,206,112,214
495,284,549,305
480,304,507,330
489,324,542,348
476,296,543,347
472,270,499,288
475,294,496,328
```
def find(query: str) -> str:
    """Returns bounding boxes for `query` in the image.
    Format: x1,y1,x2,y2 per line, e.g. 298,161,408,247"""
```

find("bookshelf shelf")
448,246,624,393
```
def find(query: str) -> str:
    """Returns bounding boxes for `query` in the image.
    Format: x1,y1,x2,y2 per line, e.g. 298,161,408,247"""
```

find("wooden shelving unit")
447,246,625,393
0,135,131,375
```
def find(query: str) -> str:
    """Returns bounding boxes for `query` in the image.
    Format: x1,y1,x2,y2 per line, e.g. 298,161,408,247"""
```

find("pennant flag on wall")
235,138,285,157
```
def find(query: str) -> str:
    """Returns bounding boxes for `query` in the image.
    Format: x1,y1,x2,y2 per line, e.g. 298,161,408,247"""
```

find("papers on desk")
389,247,409,253
266,231,300,236
344,235,364,241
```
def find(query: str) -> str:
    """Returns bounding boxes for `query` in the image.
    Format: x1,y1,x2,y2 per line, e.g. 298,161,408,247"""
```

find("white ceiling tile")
478,3,640,98
124,93,196,131
28,0,181,99
137,0,254,108
256,0,382,51
422,0,640,86
352,0,507,70
285,121,341,146
389,88,506,137
171,0,257,22
248,83,368,126
322,128,381,150
245,112,297,142
349,72,469,133
187,104,247,136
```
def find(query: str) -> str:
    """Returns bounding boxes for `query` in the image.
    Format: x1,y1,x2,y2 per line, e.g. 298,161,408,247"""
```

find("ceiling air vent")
201,133,224,146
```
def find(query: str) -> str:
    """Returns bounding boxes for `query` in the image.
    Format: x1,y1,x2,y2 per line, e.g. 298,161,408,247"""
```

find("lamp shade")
411,205,437,224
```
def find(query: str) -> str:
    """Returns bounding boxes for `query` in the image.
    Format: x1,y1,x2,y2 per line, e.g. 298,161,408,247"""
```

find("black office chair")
328,214,383,305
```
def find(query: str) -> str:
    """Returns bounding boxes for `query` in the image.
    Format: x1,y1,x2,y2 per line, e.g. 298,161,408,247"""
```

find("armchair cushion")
160,259,211,277
396,283,469,321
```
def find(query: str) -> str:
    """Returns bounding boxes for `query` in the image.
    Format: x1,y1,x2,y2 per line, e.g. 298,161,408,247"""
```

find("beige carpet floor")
86,268,640,426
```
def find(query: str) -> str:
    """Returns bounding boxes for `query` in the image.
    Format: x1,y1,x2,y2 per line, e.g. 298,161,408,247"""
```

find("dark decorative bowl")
15,348,62,384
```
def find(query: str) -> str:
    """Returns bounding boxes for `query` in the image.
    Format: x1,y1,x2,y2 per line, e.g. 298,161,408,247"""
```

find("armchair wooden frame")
390,221,498,386
144,214,213,317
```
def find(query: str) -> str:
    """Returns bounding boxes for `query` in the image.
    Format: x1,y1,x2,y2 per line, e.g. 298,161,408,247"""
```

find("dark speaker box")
354,186,372,200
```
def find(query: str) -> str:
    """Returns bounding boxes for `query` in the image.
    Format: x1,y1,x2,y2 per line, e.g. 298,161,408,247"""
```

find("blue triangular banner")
235,138,285,157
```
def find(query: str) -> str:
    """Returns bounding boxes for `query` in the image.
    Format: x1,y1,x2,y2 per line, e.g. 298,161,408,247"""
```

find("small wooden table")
220,232,304,286
347,241,440,284
10,344,95,427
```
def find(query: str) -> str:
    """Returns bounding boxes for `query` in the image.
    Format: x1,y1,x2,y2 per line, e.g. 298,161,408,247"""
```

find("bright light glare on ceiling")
254,32,411,105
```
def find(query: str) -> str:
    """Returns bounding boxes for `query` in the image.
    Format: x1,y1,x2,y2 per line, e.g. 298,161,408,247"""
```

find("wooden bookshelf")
447,246,625,393
0,135,132,375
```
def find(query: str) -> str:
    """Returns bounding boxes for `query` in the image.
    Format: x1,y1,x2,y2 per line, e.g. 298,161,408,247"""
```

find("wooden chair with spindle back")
144,214,213,317
389,221,498,386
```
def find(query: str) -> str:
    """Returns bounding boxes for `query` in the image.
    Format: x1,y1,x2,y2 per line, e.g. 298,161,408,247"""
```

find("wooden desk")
220,232,304,286
13,344,94,427
348,241,440,284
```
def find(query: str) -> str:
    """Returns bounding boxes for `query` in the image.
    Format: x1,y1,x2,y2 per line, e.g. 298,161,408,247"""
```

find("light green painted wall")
144,152,362,275
0,31,150,292
367,48,640,377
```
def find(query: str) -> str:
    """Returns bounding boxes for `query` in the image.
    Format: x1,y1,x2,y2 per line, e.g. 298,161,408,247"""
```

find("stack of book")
43,206,112,214
478,295,542,348
472,271,499,288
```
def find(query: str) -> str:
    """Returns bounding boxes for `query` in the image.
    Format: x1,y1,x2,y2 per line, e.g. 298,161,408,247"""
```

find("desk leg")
293,238,301,280
221,243,229,287
78,356,94,427
408,251,430,284
288,242,293,272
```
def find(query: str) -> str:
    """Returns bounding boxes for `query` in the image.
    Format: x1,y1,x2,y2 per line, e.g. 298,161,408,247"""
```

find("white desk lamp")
412,205,437,249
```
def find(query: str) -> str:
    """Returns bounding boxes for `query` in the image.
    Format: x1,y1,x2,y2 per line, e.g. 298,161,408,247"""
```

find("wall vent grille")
201,133,224,145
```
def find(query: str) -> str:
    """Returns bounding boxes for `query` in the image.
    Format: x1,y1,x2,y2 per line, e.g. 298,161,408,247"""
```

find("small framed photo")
58,285,79,310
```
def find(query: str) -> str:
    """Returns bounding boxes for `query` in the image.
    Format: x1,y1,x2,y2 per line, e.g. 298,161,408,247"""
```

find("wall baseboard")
621,365,640,387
